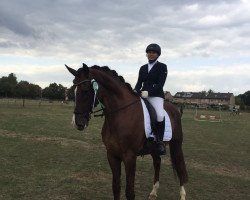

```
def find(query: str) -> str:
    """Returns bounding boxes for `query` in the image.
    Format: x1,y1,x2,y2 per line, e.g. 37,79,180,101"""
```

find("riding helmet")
146,43,161,56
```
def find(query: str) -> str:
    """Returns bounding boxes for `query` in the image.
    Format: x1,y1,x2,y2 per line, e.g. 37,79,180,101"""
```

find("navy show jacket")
134,61,168,98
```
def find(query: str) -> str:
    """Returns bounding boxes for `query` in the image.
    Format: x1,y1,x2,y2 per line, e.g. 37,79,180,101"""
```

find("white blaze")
71,86,78,127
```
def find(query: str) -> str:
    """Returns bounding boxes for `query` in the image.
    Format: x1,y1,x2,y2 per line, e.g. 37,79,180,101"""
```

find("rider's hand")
141,91,148,98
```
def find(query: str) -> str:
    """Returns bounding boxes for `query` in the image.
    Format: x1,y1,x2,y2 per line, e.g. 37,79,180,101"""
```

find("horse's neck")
90,69,136,110
91,69,122,96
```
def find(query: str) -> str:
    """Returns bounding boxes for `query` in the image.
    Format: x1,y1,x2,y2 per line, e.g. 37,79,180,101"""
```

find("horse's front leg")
123,152,137,200
107,152,122,200
148,153,161,200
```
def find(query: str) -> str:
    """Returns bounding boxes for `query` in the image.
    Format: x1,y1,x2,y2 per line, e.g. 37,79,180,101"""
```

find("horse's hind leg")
107,152,122,200
169,140,188,200
148,153,161,200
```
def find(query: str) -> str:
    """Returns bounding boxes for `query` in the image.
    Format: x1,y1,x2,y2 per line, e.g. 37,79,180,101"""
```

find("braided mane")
90,65,137,95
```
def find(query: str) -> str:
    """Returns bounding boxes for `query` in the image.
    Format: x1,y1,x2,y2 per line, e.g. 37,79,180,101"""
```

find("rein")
93,99,140,117
74,79,140,118
106,99,140,115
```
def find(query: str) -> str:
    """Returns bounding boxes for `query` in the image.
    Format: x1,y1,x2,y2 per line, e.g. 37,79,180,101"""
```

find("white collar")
147,60,158,72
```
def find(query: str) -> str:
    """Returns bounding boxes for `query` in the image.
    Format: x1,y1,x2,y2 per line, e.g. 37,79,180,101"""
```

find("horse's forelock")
77,65,89,76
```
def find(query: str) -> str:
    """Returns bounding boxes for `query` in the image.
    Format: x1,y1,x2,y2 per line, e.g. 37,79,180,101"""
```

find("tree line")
0,73,250,107
0,73,74,100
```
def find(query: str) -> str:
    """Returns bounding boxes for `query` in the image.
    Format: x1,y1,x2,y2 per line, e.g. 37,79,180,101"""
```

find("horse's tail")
169,124,188,185
164,101,188,185
169,139,188,185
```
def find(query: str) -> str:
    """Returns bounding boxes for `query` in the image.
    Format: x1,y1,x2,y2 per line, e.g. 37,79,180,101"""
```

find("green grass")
0,101,249,199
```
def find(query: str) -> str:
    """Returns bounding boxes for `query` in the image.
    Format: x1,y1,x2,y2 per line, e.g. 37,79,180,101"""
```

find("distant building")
173,92,235,107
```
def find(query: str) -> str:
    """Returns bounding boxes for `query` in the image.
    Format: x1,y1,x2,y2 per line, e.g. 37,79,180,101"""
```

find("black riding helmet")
146,43,161,56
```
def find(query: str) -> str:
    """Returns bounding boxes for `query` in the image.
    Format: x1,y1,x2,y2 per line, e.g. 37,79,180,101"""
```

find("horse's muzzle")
73,113,89,131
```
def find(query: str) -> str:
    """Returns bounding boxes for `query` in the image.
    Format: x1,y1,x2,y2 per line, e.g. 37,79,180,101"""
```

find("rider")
134,43,168,155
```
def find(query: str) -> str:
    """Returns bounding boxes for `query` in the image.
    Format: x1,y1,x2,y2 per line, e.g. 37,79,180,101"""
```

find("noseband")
73,79,101,118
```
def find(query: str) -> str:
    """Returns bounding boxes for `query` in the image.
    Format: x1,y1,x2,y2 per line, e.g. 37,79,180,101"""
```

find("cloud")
168,64,250,95
0,7,35,37
0,63,72,88
1,61,248,96
0,0,249,95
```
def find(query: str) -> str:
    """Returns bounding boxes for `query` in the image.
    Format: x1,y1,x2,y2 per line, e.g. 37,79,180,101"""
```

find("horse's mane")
90,65,138,96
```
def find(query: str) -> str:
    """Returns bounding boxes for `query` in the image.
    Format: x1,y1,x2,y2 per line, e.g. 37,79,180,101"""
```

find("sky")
0,0,250,95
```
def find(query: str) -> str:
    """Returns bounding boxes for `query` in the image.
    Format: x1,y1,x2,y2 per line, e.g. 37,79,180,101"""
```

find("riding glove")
141,91,148,98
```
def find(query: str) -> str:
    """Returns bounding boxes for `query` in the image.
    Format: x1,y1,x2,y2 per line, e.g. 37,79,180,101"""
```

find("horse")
66,63,188,200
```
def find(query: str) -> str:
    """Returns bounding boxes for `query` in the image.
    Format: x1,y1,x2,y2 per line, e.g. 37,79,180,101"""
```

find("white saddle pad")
140,98,172,141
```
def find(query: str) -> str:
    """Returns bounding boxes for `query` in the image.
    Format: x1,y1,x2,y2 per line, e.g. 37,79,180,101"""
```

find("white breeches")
147,97,165,122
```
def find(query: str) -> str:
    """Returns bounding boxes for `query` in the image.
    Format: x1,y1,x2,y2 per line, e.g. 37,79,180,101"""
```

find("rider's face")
146,51,159,61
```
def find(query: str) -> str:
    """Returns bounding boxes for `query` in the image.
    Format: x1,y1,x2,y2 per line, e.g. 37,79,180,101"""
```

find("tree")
239,91,250,106
16,81,30,98
0,73,18,97
42,83,66,100
235,96,245,110
28,83,41,99
200,90,206,95
208,89,214,94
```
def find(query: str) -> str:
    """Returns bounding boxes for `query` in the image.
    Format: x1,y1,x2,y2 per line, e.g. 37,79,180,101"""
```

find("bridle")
73,79,92,86
73,79,100,117
73,79,140,118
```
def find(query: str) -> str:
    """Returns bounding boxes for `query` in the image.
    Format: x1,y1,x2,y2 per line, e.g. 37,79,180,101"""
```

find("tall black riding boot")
155,120,166,155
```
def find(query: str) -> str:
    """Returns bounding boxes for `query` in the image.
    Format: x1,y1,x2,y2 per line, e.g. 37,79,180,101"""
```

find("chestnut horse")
66,63,188,200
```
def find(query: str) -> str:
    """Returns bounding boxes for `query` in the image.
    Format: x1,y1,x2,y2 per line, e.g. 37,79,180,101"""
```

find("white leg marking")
149,181,159,198
72,114,76,126
180,186,186,200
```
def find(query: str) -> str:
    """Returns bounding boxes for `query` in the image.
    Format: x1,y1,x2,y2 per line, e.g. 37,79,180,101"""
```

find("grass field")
0,100,249,200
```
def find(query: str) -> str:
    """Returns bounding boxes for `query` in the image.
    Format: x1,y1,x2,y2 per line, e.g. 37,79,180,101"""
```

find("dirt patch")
68,170,111,182
0,129,91,149
188,159,250,181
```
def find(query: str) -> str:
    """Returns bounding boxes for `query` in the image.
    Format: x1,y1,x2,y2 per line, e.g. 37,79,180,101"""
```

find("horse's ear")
82,63,88,68
82,63,89,75
65,64,77,76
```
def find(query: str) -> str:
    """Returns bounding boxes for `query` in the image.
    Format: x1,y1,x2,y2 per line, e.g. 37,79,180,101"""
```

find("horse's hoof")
148,194,157,200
